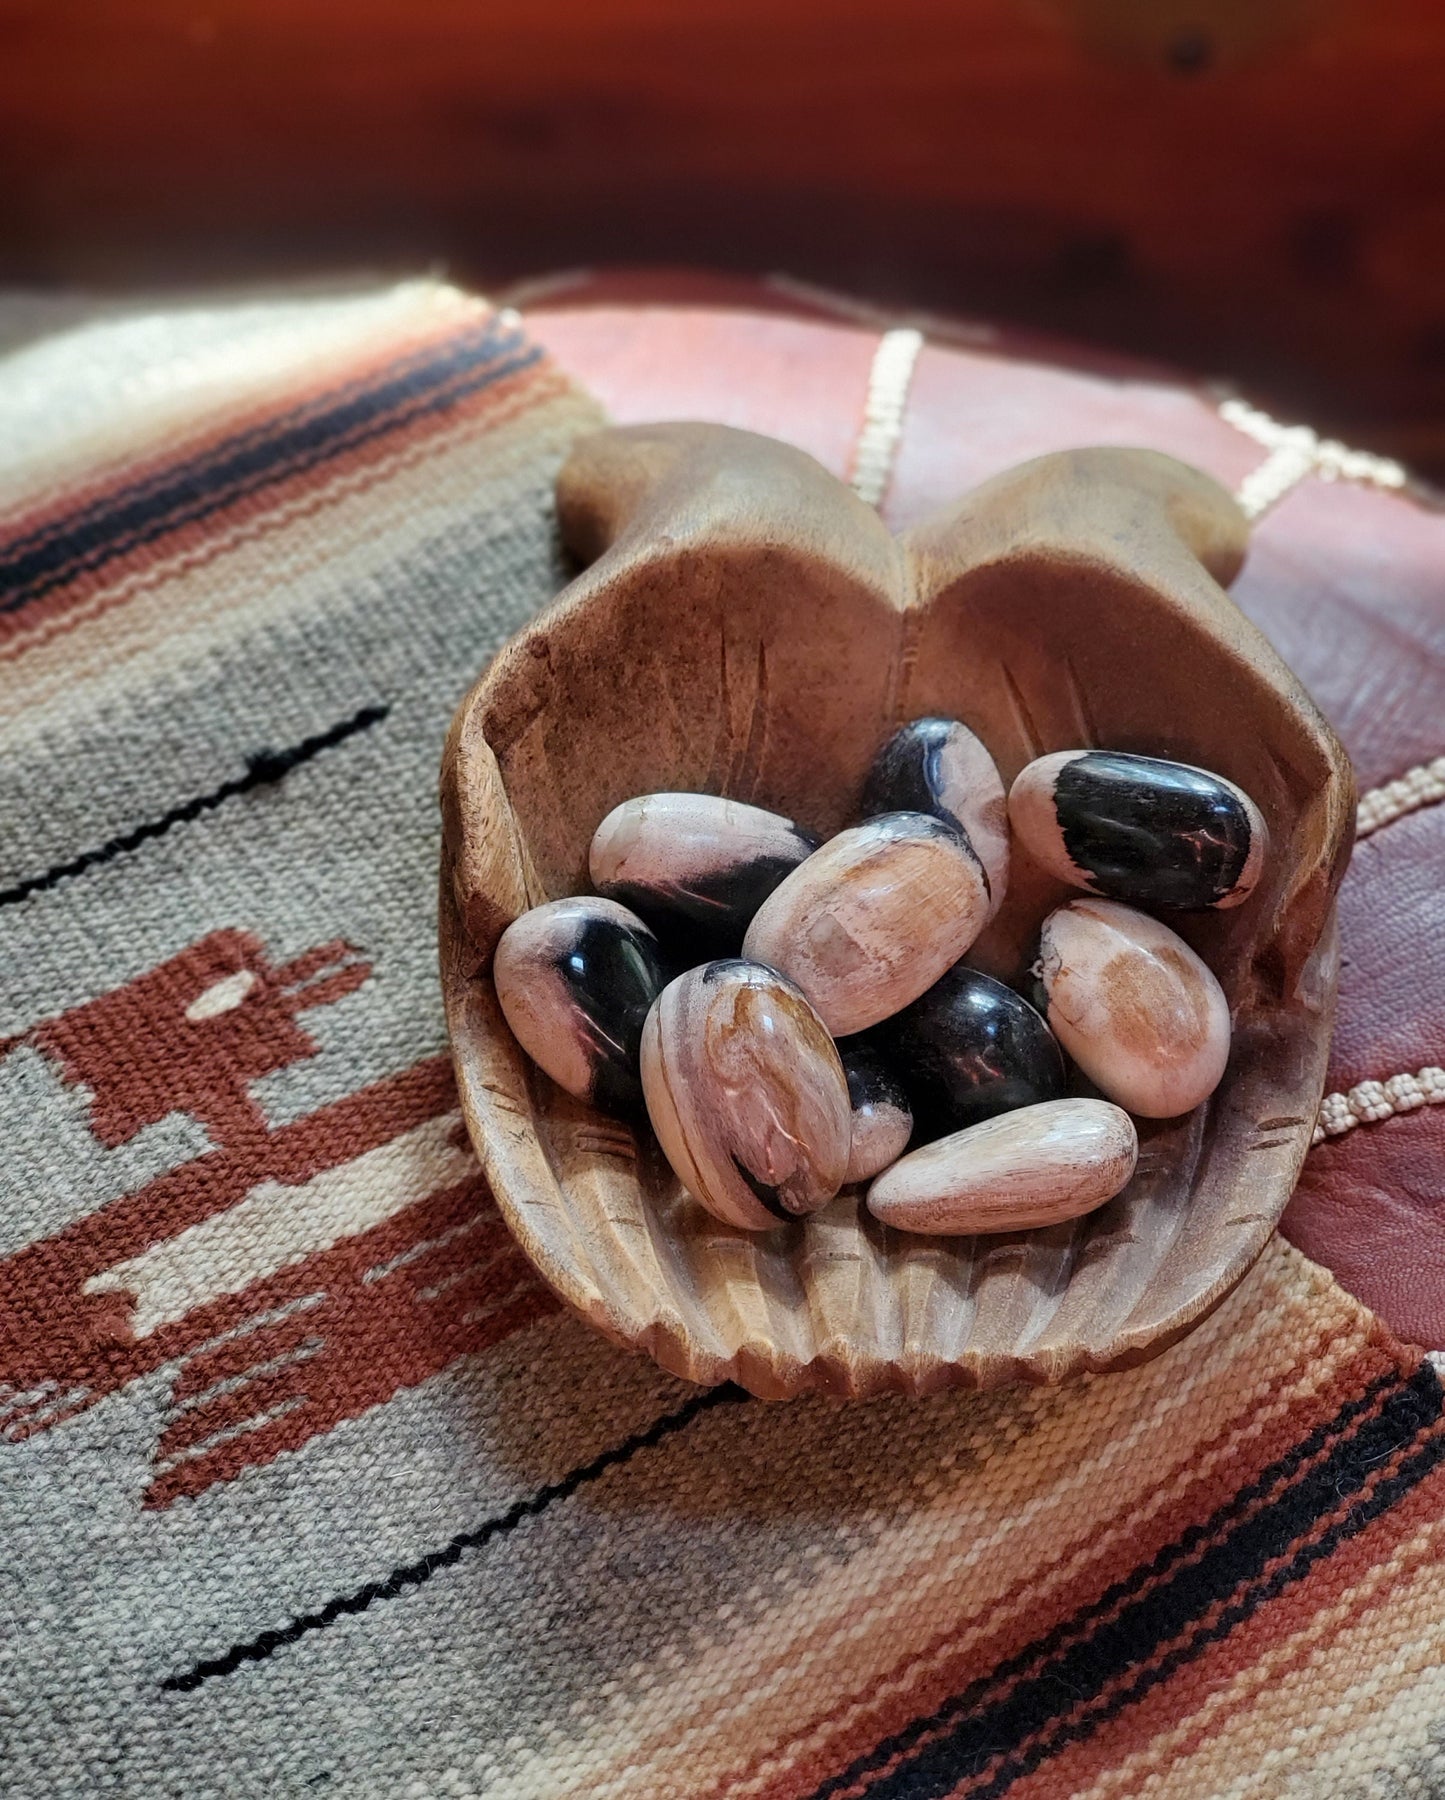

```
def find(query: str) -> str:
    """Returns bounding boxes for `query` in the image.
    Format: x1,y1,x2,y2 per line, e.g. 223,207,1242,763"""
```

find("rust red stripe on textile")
0,314,539,622
795,1363,1445,1800
718,1319,1408,1800
0,318,494,557
1004,1437,1445,1797
0,363,571,671
935,1402,1445,1800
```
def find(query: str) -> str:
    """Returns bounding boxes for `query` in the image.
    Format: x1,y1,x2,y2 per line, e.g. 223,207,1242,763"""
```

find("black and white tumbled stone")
1008,749,1268,912
872,963,1067,1141
493,896,666,1118
860,716,1010,917
838,1042,914,1184
589,792,819,946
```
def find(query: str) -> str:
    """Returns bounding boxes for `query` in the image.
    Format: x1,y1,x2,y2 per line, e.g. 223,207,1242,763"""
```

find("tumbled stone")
742,812,991,1036
861,716,1010,917
867,1098,1138,1234
1009,749,1267,911
640,960,850,1230
872,962,1066,1139
494,896,666,1118
839,1042,913,1184
589,792,818,945
1037,898,1231,1117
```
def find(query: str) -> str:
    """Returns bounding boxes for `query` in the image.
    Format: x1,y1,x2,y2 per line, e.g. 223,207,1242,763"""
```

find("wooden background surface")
3,0,1444,470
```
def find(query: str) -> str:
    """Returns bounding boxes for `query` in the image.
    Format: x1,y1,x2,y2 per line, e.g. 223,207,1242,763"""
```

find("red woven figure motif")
0,930,552,1508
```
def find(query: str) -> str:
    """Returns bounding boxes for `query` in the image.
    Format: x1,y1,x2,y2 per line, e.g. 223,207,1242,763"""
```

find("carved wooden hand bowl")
439,424,1353,1398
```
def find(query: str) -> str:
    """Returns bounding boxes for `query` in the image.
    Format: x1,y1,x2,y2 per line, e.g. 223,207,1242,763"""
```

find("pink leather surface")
1290,1113,1445,1349
524,307,880,492
526,290,1445,1349
1236,482,1445,790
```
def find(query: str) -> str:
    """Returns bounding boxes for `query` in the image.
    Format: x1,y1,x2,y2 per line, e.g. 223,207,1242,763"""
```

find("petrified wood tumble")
867,1099,1139,1235
861,717,1010,918
839,1042,914,1184
742,812,991,1036
873,963,1066,1140
640,960,851,1230
590,792,818,946
493,897,665,1118
1009,750,1268,912
1037,899,1232,1118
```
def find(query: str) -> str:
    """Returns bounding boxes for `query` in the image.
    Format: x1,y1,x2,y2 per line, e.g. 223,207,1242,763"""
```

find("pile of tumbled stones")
493,718,1267,1236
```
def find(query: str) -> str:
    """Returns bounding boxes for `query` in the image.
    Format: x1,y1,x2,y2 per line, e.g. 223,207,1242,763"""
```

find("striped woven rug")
2,281,1444,1799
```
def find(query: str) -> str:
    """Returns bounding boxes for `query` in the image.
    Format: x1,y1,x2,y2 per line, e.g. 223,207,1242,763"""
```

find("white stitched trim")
1220,397,1409,521
1313,1067,1445,1146
850,328,924,509
1357,755,1445,839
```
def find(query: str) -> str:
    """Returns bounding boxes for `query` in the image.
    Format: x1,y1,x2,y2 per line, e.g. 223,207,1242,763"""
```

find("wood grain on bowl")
439,423,1354,1398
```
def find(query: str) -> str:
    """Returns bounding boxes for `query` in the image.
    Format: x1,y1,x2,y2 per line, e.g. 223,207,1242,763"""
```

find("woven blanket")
3,281,1445,1800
